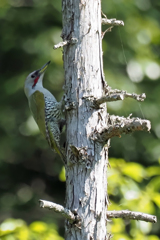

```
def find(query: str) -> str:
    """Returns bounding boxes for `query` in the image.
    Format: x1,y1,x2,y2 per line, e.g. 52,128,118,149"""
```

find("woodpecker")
24,61,65,162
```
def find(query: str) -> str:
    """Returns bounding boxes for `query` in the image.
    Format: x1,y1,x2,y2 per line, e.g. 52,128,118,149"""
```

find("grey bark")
62,0,108,239
59,0,153,239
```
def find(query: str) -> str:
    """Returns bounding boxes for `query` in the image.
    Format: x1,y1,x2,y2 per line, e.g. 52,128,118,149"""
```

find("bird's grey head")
24,61,51,98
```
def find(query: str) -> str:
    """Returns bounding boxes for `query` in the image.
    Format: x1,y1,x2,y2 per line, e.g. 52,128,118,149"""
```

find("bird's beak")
39,61,51,75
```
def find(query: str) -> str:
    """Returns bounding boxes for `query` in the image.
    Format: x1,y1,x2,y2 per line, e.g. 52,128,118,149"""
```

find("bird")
24,61,65,163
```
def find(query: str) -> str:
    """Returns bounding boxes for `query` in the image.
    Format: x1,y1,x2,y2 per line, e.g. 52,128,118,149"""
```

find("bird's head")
24,61,50,97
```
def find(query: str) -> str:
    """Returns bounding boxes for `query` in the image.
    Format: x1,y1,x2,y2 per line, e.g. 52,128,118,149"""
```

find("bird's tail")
59,147,66,164
46,121,66,164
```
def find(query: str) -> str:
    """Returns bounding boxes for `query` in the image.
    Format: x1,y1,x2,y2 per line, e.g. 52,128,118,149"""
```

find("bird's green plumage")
29,90,46,138
46,120,64,158
28,90,65,161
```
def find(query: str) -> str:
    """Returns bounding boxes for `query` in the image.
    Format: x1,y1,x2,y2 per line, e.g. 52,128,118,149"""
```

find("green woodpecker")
24,61,65,162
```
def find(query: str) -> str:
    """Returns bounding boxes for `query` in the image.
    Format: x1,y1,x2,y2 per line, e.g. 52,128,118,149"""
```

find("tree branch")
102,18,124,26
39,199,79,223
90,115,151,143
107,210,157,223
102,26,114,39
53,38,78,49
93,89,146,108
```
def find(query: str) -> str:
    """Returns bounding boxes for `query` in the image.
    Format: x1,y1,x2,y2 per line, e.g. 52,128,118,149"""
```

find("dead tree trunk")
39,0,156,239
62,0,108,239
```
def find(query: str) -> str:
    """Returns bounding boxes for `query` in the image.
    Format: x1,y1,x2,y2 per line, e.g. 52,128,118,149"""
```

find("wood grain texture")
62,0,109,239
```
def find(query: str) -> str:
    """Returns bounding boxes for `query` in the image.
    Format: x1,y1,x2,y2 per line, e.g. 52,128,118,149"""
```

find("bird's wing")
29,91,65,162
29,90,46,138
46,119,60,150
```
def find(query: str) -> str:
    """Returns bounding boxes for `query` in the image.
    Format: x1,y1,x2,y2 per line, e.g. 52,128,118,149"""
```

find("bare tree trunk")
62,0,108,239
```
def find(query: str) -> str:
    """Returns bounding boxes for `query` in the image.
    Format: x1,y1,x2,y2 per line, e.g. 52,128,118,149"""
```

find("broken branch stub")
102,18,124,27
53,38,78,49
93,89,146,108
90,115,151,143
39,199,80,224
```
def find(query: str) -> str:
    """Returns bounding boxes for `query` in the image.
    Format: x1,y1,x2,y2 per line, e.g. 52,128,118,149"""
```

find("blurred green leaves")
0,219,64,240
108,158,160,239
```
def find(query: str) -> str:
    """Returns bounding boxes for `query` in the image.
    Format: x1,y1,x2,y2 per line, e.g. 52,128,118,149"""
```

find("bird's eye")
31,74,35,78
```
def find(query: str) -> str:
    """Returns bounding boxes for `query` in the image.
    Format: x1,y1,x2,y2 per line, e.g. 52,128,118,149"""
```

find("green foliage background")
0,0,159,239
